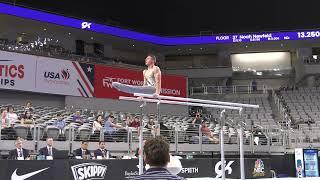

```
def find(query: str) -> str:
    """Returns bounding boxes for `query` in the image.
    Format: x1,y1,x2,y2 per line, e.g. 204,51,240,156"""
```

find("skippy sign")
71,163,107,180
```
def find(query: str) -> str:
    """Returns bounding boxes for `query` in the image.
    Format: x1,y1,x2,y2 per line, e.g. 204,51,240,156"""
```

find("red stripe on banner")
78,88,85,97
72,61,94,96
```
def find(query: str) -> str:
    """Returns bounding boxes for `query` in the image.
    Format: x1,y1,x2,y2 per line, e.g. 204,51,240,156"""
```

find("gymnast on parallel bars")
112,54,161,97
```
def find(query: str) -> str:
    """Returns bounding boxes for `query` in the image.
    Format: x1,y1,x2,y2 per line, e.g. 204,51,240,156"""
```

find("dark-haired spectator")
104,115,123,135
192,112,202,125
145,119,159,136
21,111,34,125
90,115,104,141
93,115,103,133
200,121,211,136
129,116,141,136
201,120,218,143
54,113,66,134
123,116,131,127
253,126,267,145
4,106,18,139
24,101,34,113
145,119,155,129
72,111,83,124
134,137,185,180
129,116,140,128
5,106,18,126
104,115,128,141
2,106,17,139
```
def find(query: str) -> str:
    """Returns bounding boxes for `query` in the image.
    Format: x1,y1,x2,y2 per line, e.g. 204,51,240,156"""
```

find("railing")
0,123,292,154
189,85,268,96
272,89,292,129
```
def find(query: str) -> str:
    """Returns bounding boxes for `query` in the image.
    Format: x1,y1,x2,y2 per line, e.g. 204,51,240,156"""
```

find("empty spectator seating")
0,92,283,146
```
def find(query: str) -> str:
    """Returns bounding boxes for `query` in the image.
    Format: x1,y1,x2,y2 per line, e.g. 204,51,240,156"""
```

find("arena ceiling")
1,0,320,36
2,13,320,57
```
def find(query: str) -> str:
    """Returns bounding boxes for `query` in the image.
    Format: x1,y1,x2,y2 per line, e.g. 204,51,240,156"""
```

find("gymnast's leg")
112,82,156,94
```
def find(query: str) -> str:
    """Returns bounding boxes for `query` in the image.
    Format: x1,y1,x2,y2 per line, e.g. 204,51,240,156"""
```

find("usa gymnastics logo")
43,69,71,85
61,69,70,80
44,69,70,80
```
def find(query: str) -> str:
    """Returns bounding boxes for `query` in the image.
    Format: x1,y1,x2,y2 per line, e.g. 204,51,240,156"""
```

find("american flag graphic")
72,62,94,97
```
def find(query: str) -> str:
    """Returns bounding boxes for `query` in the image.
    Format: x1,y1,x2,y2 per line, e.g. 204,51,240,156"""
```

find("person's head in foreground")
135,137,185,180
144,137,170,167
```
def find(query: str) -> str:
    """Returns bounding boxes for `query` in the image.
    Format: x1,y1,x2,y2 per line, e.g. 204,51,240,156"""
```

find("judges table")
0,158,271,180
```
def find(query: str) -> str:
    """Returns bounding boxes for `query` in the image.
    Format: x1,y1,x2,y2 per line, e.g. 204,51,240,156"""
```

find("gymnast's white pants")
112,82,156,94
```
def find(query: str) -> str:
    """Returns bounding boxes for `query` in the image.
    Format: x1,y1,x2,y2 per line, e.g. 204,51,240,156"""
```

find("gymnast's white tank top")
143,69,155,87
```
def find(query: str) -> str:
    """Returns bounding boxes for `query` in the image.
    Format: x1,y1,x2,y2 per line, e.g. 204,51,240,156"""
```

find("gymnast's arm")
143,70,147,86
154,67,161,95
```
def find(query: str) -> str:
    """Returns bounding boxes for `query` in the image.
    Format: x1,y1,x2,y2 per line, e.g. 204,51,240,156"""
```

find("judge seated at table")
8,139,29,160
39,138,58,158
74,141,91,158
94,141,111,159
